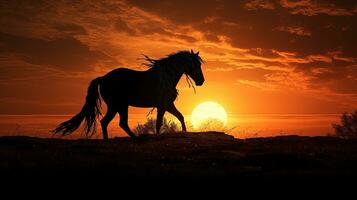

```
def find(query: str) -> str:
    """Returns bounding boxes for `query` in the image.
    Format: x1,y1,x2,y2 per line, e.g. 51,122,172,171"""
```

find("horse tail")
53,77,103,136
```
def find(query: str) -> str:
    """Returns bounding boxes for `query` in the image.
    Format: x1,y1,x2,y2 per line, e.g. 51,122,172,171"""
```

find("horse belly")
126,89,159,107
102,83,159,107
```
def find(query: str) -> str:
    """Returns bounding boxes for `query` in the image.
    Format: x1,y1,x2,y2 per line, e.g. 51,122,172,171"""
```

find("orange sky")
0,0,357,116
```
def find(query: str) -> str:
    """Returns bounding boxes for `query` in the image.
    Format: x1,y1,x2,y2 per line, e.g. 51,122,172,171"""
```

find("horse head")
185,50,205,86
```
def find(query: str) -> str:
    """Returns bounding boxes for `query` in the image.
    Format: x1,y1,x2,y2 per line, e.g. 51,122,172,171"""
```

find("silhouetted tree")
332,111,357,138
134,117,179,135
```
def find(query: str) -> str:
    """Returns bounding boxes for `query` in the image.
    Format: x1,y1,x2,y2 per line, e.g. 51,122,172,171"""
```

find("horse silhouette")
54,50,205,140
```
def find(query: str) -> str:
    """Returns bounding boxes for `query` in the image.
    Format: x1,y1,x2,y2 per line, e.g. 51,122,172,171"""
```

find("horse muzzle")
195,79,205,86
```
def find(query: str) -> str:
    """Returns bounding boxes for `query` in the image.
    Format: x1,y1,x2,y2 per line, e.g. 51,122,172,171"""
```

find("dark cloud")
244,0,276,10
114,18,137,35
0,32,118,72
114,17,198,43
280,0,357,16
246,48,282,58
129,0,357,57
128,0,222,24
52,22,87,36
274,26,311,36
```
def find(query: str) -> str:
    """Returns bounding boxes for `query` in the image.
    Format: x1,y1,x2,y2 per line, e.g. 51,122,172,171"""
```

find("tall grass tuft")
192,118,236,134
134,117,179,135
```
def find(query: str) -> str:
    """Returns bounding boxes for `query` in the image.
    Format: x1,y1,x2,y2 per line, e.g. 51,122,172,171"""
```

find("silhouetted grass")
192,118,236,134
134,117,179,135
134,117,237,136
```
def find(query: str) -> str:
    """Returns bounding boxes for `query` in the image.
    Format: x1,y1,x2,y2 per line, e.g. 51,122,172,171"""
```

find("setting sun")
191,101,228,130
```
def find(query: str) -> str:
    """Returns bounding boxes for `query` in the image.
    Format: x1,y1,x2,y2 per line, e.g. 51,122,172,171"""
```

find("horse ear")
195,51,199,56
190,49,194,54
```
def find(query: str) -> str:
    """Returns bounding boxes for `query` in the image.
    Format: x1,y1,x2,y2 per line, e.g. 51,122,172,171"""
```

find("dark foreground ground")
1,132,357,181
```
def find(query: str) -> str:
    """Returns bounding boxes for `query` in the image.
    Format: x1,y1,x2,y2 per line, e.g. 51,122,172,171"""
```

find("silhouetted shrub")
134,117,179,135
332,111,357,138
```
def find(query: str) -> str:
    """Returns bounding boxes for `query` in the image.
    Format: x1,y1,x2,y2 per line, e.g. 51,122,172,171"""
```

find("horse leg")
167,104,186,132
118,106,136,138
156,108,166,134
100,107,116,140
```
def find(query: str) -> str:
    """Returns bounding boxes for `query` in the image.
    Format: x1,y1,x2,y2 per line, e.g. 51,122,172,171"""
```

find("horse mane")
142,51,203,116
142,50,203,69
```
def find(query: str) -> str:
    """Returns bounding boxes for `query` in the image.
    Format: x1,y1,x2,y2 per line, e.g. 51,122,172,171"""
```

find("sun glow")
191,101,228,130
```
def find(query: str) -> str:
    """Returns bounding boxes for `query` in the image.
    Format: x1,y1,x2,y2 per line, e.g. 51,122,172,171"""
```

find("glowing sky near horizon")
1,0,357,119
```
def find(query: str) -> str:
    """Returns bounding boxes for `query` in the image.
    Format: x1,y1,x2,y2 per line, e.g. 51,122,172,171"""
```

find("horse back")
99,68,163,107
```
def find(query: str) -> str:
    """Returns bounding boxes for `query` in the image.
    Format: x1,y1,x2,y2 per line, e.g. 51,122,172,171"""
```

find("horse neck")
147,60,185,88
164,66,184,87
